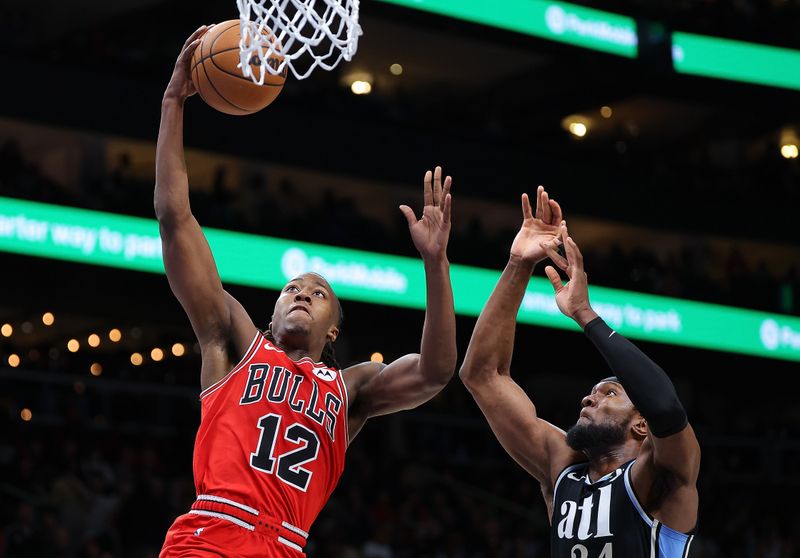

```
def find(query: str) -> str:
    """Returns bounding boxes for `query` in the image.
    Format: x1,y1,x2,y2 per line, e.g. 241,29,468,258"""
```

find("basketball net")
236,0,362,82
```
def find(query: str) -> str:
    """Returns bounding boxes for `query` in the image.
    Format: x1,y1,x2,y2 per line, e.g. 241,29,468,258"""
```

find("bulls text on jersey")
239,363,342,442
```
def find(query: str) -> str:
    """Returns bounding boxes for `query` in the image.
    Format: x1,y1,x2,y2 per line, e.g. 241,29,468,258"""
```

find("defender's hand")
509,185,563,266
400,166,453,263
543,223,595,323
164,25,212,102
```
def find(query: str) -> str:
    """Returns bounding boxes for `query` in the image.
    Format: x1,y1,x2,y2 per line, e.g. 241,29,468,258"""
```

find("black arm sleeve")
584,317,688,438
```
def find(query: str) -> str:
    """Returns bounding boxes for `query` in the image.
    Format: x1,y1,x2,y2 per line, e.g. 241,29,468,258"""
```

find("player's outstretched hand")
509,185,563,266
400,166,452,263
541,223,594,322
164,25,213,102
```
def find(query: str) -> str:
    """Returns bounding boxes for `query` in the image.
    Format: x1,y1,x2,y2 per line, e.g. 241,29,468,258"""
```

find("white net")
237,0,362,82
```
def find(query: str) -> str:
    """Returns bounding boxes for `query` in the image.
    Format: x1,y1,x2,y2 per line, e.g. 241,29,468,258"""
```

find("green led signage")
375,0,638,58
672,32,800,91
2,196,799,361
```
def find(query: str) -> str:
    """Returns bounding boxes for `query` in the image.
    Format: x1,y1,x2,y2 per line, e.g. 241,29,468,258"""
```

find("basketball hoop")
236,0,362,82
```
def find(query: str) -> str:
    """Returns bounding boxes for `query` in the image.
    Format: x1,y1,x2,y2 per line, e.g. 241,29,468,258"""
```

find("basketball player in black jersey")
460,187,700,557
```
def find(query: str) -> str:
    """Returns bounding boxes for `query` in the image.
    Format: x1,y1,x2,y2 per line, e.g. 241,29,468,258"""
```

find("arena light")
781,144,799,159
600,106,613,119
376,0,637,58
390,63,403,76
109,328,122,342
350,80,372,95
171,343,186,357
2,196,800,362
370,352,384,363
1,323,11,337
90,362,103,376
8,354,20,367
130,352,143,366
151,348,164,362
672,32,800,91
562,115,589,137
67,339,80,353
569,122,587,137
42,312,55,326
88,333,101,347
20,408,32,422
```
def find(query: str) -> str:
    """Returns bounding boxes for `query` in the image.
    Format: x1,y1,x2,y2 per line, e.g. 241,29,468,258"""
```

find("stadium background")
1,0,799,556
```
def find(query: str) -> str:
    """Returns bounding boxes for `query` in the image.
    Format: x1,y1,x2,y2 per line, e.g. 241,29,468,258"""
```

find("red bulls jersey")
194,332,349,535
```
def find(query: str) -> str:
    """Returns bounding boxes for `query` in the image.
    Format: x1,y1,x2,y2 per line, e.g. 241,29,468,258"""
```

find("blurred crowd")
1,139,798,317
1,375,798,558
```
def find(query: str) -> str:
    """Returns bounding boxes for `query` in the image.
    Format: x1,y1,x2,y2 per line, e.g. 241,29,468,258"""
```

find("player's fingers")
521,193,533,220
545,266,563,292
440,176,452,211
432,166,442,206
442,193,452,225
550,199,563,225
535,185,544,220
423,170,433,207
541,240,568,270
183,25,208,50
568,236,584,269
179,39,202,64
399,205,418,227
542,190,552,224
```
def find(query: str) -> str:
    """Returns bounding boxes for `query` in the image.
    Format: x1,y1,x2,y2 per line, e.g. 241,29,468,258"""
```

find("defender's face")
577,381,636,429
271,273,339,344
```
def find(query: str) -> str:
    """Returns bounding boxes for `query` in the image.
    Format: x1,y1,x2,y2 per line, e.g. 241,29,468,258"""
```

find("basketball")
191,20,286,116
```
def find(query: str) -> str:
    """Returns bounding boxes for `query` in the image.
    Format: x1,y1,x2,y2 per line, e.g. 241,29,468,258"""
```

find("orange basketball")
191,20,286,116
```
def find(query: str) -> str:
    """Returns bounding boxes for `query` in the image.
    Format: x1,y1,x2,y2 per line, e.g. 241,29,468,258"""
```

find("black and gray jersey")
550,460,695,557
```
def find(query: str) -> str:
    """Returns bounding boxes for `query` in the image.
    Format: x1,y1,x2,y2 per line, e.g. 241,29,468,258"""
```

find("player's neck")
271,332,324,364
585,441,640,482
283,347,323,363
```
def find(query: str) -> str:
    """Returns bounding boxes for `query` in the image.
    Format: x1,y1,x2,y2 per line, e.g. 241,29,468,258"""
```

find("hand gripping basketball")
164,25,212,102
190,20,287,116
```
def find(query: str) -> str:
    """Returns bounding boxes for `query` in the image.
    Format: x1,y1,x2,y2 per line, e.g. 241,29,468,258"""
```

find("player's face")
577,381,635,428
566,381,640,452
271,273,340,346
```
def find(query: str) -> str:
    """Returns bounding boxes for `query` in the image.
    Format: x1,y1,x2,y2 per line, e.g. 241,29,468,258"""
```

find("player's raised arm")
343,166,457,436
543,224,700,532
155,26,255,389
459,188,582,494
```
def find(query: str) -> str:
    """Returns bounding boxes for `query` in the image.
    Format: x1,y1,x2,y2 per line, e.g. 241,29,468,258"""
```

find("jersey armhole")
335,366,350,448
552,462,587,496
623,459,655,527
199,330,263,400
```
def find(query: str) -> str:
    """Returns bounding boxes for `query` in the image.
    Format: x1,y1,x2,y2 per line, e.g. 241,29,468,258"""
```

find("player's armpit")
631,426,700,533
464,374,583,490
342,355,451,439
350,355,448,414
637,424,701,486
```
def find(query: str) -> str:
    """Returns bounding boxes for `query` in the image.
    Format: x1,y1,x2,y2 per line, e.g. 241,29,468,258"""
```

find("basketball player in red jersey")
155,26,457,557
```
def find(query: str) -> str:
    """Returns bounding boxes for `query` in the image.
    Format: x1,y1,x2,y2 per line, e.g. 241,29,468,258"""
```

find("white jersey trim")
553,462,587,497
278,536,303,552
263,338,327,367
199,330,262,400
337,366,350,447
683,534,695,558
650,519,660,558
623,460,654,527
189,509,255,531
196,494,259,516
282,521,309,539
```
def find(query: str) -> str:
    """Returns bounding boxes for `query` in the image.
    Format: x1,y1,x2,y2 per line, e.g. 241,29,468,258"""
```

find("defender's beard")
566,421,627,453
